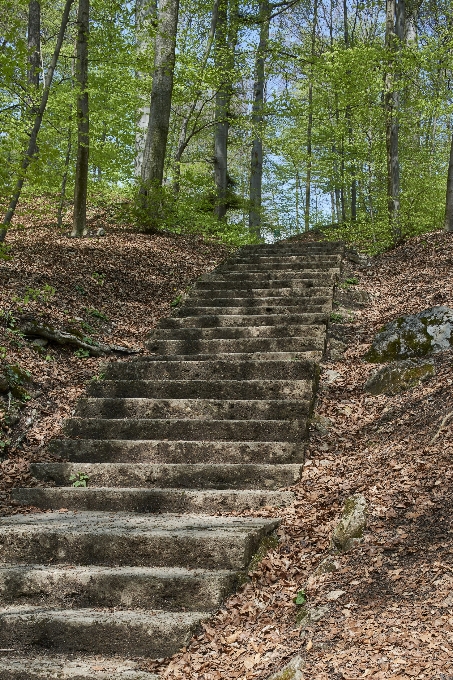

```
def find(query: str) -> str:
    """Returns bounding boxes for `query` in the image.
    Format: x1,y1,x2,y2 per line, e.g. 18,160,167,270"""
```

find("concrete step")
103,359,319,381
12,487,294,514
147,336,325,355
175,303,332,316
31,462,303,489
149,324,325,340
239,243,344,253
158,312,329,328
188,286,332,299
63,417,308,442
74,397,312,420
177,295,332,308
143,351,323,362
0,654,158,680
199,270,337,282
193,278,330,290
88,378,312,400
48,439,305,464
224,255,342,266
215,262,340,272
0,512,279,569
0,605,208,658
0,564,238,611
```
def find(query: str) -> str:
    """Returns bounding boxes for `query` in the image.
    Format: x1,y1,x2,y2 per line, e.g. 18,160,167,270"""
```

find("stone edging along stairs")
0,240,343,679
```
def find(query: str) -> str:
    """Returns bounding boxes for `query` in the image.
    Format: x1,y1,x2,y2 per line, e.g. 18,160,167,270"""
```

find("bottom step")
0,606,207,658
0,655,158,679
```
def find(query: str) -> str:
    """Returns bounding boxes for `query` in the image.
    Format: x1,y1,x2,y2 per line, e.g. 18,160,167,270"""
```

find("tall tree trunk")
140,0,179,199
248,0,269,239
344,0,357,221
385,0,404,243
0,0,74,243
72,0,90,238
304,0,318,233
28,0,41,88
445,133,453,232
135,0,158,177
213,0,238,221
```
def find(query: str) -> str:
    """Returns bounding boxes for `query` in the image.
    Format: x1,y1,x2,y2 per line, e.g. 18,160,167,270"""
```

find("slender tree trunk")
343,0,357,221
0,0,74,243
213,0,239,221
28,0,41,88
135,0,158,177
385,0,404,243
304,0,318,233
249,0,269,239
57,127,72,228
140,0,179,199
72,0,90,237
445,133,453,232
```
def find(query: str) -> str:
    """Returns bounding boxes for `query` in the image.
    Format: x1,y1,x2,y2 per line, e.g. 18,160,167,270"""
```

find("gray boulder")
331,494,367,552
365,306,453,363
364,358,435,395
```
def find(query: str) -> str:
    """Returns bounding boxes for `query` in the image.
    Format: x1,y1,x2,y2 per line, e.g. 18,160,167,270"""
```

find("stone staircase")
0,240,343,679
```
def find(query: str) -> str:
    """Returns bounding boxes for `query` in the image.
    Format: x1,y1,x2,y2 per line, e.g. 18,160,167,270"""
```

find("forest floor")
2,217,453,679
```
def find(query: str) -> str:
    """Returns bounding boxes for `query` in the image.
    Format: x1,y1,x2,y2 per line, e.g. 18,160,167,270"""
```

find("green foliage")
69,472,89,487
86,307,109,321
330,312,344,323
74,348,90,358
91,272,105,286
12,284,55,307
294,589,306,606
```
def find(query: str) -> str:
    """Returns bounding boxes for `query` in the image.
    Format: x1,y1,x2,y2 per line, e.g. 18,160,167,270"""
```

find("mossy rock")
365,306,453,363
364,358,435,395
0,363,31,400
267,656,304,680
331,494,367,552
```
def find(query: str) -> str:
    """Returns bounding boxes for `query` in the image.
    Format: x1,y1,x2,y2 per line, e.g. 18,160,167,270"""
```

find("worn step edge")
0,564,238,611
74,397,313,420
63,417,309,442
0,512,280,569
11,487,295,513
31,462,303,489
0,606,208,658
0,655,158,680
87,379,313,400
47,440,305,464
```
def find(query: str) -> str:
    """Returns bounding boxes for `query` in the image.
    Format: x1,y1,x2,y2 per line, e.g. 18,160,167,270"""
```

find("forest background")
1,0,453,251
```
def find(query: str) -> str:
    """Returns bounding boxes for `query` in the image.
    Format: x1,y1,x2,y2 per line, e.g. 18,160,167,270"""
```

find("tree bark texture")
28,0,41,88
0,0,74,243
304,0,318,233
248,0,270,240
135,0,158,177
140,0,179,194
72,0,90,238
445,133,453,232
213,0,239,221
385,0,404,243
